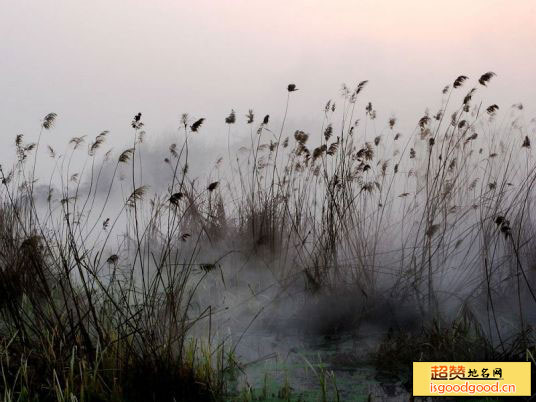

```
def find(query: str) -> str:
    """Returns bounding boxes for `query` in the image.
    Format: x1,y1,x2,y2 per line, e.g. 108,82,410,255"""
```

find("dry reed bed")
0,72,535,400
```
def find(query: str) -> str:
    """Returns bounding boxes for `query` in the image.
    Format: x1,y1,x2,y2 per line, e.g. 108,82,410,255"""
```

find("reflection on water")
229,329,410,401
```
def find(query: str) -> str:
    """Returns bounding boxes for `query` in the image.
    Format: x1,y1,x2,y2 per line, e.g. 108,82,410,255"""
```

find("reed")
1,72,535,400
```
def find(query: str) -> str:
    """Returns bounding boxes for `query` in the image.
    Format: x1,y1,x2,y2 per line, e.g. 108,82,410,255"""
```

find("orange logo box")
413,362,531,396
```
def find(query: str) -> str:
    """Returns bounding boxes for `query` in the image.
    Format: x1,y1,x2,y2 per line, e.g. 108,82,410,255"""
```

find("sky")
1,0,535,166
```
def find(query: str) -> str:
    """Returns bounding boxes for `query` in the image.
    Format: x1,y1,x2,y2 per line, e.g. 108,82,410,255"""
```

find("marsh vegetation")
1,73,535,401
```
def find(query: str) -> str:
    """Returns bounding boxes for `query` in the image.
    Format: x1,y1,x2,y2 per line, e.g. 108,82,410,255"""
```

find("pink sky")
1,0,535,158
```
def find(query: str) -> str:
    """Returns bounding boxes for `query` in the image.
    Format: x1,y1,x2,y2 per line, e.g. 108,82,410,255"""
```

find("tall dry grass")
0,72,535,400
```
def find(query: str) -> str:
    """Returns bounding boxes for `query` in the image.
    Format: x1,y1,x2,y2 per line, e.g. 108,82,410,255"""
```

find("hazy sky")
1,0,535,164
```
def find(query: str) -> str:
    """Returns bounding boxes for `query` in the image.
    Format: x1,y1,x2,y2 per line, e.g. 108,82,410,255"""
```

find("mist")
2,1,536,401
1,0,535,162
